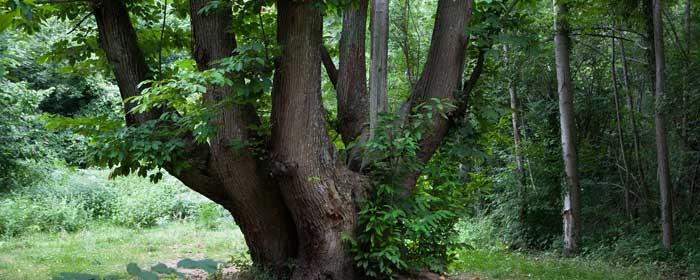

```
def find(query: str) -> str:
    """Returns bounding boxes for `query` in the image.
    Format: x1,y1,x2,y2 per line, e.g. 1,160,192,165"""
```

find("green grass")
450,249,660,280
0,221,246,279
0,220,665,280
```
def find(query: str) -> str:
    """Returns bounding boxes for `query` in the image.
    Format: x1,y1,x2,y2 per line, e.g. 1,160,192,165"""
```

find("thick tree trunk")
651,0,673,250
337,0,369,169
188,0,298,272
271,1,366,278
553,2,581,256
369,0,390,140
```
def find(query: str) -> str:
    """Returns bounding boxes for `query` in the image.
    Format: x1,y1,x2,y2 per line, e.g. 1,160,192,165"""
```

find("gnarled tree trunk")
89,0,478,278
188,0,299,272
271,1,366,278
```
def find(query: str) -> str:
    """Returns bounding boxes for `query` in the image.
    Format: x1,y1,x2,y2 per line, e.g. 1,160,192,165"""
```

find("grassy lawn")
450,249,661,280
0,221,246,279
0,221,663,280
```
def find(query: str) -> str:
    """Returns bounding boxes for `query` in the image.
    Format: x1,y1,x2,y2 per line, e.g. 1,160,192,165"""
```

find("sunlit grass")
0,219,664,280
0,221,245,279
450,249,660,280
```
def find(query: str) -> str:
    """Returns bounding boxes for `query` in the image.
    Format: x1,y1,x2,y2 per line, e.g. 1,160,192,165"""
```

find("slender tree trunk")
681,0,691,211
321,45,338,88
369,0,390,139
611,35,632,220
553,1,581,256
504,45,524,176
619,37,649,219
504,44,527,238
682,0,690,147
399,0,416,87
651,0,673,250
91,0,155,126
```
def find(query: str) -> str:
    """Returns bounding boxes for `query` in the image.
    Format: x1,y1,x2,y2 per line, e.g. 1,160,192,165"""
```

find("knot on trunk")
270,159,297,177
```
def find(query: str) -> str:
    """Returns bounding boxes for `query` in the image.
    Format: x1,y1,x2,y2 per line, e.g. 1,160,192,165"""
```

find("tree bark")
398,0,473,195
369,0,390,139
321,45,339,89
92,0,300,275
271,1,366,278
553,1,581,256
651,0,673,250
337,0,369,169
91,0,155,126
188,0,298,272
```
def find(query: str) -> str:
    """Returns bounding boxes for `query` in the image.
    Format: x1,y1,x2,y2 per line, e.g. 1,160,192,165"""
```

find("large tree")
76,0,477,278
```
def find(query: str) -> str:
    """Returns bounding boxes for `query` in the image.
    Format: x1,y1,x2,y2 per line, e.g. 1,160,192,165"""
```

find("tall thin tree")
553,0,581,256
652,0,674,250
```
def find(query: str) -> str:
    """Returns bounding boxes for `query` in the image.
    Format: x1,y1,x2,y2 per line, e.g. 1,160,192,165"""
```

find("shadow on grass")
51,258,220,280
51,272,122,280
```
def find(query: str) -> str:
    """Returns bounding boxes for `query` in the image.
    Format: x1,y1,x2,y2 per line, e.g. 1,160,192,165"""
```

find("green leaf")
0,10,18,33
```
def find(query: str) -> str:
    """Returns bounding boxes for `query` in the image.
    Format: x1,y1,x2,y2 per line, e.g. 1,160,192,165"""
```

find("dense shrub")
0,168,222,237
350,105,472,279
0,196,90,236
111,185,195,228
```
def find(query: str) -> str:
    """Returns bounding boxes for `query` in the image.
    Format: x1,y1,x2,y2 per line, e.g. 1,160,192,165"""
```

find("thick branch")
271,1,363,278
91,0,155,125
336,0,370,170
320,44,338,88
397,0,473,195
452,49,486,120
189,0,297,272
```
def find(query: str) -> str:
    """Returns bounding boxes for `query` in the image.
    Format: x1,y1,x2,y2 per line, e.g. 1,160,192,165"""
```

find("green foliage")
196,203,227,230
111,183,192,228
0,168,222,237
0,79,52,189
349,99,470,279
0,195,90,237
46,41,275,182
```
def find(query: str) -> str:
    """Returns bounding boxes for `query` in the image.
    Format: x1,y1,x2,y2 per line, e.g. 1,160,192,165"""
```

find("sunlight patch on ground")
0,221,245,279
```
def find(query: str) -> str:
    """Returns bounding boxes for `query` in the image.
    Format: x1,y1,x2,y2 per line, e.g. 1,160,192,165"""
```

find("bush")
349,106,471,279
0,167,218,236
0,196,90,236
196,203,228,230
109,174,200,228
